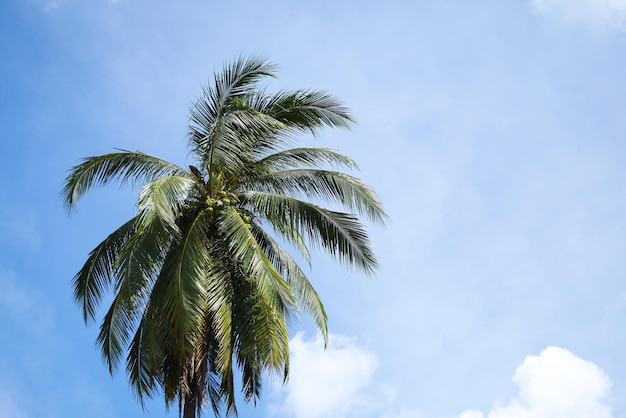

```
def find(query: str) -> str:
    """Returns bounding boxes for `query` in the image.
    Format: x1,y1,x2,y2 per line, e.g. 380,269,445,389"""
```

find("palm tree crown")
63,56,386,418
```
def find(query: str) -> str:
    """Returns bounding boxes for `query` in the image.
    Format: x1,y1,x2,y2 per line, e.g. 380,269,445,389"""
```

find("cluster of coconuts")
205,191,252,227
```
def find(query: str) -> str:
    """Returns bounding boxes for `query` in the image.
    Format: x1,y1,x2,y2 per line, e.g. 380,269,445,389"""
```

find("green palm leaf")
253,88,354,133
251,225,328,343
71,216,138,322
63,151,187,211
249,169,387,225
137,175,200,233
244,191,379,275
149,209,213,355
255,147,359,170
217,207,296,312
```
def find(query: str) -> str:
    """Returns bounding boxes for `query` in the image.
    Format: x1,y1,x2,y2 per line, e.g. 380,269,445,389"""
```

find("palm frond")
148,209,213,356
193,108,284,175
205,269,236,415
217,207,297,312
215,55,277,108
254,147,359,170
249,169,387,225
252,88,354,134
245,191,379,275
98,221,174,372
126,315,163,405
188,55,278,161
193,318,224,417
137,175,200,233
233,278,289,397
72,216,139,322
252,225,328,343
240,210,311,267
62,151,187,212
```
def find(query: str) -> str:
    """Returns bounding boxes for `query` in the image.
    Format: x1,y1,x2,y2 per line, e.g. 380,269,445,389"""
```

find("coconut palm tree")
62,56,386,418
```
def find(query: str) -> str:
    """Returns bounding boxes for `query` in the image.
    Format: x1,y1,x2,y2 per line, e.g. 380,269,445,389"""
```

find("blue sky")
1,0,626,417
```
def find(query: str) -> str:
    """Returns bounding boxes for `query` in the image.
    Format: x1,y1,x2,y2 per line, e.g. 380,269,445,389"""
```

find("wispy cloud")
453,346,613,418
0,389,27,418
27,0,121,13
0,205,41,251
530,0,626,29
0,269,53,334
26,0,65,13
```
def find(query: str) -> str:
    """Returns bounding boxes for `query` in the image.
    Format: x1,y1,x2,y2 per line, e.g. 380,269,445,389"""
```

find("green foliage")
63,56,387,417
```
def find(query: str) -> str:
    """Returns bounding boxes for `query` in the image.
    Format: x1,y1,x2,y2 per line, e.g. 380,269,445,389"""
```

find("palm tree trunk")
183,395,196,418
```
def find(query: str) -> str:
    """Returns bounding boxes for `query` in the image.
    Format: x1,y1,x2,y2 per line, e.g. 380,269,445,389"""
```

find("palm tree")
62,56,386,418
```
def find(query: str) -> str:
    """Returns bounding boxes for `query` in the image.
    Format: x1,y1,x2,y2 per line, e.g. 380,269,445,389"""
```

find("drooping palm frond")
63,151,188,211
232,274,290,397
126,312,162,404
251,224,328,343
99,222,173,372
148,209,213,357
244,191,378,275
217,207,296,312
72,216,139,322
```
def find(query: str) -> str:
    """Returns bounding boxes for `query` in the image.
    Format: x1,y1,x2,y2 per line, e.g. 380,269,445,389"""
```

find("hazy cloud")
454,346,613,418
27,0,120,12
0,390,27,418
0,269,53,334
26,0,64,12
530,0,626,28
0,205,41,251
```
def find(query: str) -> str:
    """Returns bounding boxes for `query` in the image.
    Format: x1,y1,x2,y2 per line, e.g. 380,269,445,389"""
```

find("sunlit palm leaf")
137,175,199,233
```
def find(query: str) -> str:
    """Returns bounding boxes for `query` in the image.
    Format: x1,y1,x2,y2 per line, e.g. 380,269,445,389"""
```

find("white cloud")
530,0,626,29
268,333,395,418
458,412,485,418
454,346,613,418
